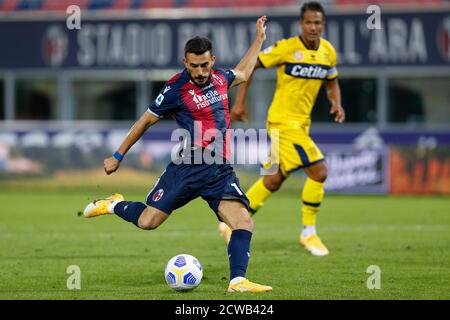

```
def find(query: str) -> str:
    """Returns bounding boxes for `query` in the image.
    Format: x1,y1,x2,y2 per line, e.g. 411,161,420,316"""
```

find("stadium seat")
41,0,88,11
139,0,175,9
16,0,44,10
185,0,294,8
0,0,20,11
88,0,116,10
334,0,444,6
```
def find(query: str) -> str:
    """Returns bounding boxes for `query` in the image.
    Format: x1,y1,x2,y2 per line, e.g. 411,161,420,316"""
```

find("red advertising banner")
390,146,450,195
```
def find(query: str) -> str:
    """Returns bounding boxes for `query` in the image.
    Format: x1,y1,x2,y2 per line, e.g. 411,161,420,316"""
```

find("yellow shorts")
265,121,325,177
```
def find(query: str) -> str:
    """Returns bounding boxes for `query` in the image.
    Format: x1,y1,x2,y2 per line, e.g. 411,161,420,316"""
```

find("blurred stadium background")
0,0,449,195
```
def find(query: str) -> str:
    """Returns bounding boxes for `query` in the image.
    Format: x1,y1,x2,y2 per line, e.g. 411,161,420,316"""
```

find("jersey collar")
298,35,320,51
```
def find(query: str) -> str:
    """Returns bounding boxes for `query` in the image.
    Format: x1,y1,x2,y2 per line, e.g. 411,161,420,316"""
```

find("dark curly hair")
300,1,326,20
184,36,213,56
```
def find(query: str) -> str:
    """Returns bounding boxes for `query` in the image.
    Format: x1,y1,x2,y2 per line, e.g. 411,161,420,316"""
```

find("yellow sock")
301,178,325,227
246,178,272,214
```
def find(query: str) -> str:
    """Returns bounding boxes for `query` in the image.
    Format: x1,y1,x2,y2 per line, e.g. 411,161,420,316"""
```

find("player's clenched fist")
256,16,267,42
104,156,120,175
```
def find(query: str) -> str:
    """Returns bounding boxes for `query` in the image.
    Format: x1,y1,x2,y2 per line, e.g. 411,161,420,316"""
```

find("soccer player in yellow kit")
219,2,345,256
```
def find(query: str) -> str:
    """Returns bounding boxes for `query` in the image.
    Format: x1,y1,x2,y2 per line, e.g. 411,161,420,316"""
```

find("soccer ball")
164,254,203,291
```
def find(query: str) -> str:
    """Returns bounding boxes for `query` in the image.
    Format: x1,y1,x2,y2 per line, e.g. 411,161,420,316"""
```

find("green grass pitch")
0,183,449,300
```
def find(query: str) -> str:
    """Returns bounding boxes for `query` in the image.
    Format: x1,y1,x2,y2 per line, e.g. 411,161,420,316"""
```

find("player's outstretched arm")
230,16,267,89
325,78,346,123
104,112,159,175
230,60,262,122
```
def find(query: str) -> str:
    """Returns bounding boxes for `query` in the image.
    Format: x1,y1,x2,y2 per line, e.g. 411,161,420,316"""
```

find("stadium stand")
1,0,446,11
335,0,445,4
0,0,298,11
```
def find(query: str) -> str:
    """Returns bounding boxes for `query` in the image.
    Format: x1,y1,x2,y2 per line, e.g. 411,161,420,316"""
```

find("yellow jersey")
258,36,338,127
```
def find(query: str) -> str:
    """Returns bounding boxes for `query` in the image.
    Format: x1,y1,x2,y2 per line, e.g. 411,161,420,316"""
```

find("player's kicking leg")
217,200,272,293
82,193,124,218
82,194,169,229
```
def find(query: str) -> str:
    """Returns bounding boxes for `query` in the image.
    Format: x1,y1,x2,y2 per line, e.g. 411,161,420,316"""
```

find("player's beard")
192,74,211,87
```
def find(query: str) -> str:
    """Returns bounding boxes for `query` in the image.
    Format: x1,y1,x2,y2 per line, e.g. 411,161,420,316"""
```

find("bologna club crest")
152,189,164,202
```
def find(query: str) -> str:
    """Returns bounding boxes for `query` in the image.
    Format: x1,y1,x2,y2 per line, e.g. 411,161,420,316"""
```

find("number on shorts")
231,183,243,195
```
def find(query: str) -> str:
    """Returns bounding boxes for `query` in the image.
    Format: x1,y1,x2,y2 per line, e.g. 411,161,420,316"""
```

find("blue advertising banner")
321,144,389,194
0,10,449,70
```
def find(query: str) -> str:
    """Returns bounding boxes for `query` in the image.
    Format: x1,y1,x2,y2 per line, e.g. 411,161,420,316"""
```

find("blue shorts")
146,162,250,219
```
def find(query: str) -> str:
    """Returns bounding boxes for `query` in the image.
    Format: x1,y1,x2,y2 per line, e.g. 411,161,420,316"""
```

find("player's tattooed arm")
103,112,159,175
230,16,267,88
325,78,346,124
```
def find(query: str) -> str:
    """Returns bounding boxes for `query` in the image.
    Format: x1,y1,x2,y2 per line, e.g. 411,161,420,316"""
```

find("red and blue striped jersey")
147,68,236,160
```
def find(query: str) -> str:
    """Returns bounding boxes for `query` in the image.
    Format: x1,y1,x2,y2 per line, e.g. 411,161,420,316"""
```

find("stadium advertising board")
390,146,450,195
321,144,389,194
2,128,449,194
0,10,449,69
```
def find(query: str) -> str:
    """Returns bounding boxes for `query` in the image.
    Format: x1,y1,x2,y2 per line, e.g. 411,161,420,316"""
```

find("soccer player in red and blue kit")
82,16,272,292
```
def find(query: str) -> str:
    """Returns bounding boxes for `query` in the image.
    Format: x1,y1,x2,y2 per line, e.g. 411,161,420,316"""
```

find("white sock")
108,200,121,214
230,276,245,285
302,225,316,237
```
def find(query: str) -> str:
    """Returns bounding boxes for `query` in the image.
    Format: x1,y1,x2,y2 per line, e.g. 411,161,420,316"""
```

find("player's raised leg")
300,161,329,256
217,200,272,293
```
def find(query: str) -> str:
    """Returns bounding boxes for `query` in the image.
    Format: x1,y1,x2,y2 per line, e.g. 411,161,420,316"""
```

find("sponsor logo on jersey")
285,63,330,79
188,89,228,110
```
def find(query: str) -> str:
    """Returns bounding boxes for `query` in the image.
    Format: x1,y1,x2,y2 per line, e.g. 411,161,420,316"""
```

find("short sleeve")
326,45,339,80
216,69,236,88
258,39,288,69
147,84,179,118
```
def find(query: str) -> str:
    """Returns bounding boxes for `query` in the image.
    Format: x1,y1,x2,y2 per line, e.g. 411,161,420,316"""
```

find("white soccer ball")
164,254,203,291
